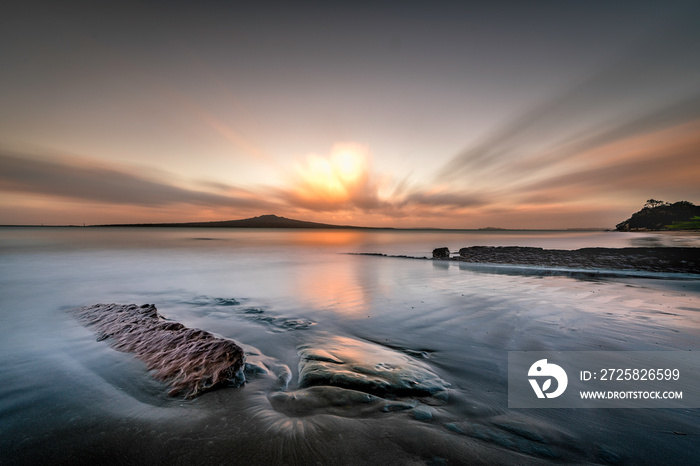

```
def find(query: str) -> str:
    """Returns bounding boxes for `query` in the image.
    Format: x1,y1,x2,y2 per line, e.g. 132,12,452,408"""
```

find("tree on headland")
644,199,669,209
616,200,700,231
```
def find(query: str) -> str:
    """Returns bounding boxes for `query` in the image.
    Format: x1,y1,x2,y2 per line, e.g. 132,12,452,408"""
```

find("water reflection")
629,235,666,247
629,231,700,248
285,230,368,246
432,260,449,270
454,261,684,280
290,257,370,317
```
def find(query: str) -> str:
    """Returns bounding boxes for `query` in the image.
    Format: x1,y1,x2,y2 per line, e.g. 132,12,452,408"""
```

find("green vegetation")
666,216,700,230
615,200,700,231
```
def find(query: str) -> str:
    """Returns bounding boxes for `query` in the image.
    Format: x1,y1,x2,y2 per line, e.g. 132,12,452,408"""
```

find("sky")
1,1,700,228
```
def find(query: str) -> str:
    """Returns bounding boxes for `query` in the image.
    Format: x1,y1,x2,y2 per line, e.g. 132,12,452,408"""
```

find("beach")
1,227,699,465
4,1,700,463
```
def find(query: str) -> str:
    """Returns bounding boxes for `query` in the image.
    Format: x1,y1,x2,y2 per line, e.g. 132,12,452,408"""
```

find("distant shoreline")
0,224,613,232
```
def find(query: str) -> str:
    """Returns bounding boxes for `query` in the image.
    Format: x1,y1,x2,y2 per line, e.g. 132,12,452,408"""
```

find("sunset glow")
1,2,699,228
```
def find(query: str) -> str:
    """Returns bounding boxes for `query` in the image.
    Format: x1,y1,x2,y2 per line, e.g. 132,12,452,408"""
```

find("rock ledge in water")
298,335,450,397
72,303,245,398
454,246,700,274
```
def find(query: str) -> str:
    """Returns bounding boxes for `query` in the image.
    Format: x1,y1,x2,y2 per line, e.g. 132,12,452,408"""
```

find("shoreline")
355,246,700,275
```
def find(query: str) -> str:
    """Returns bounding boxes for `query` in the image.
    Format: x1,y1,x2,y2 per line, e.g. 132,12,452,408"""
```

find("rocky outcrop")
72,303,245,398
297,336,449,398
432,247,450,259
259,335,452,419
455,246,700,274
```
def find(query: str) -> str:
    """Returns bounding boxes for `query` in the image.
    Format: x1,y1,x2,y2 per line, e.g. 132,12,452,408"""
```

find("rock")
297,335,450,397
72,303,245,398
432,247,450,259
452,246,700,274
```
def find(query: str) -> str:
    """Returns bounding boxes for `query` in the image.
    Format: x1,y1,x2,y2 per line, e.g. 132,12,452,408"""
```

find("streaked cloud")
514,121,700,201
2,121,699,228
0,150,279,211
438,12,700,189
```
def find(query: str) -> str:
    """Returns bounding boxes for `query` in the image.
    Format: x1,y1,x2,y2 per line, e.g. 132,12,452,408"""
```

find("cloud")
281,143,493,214
2,117,698,228
0,149,279,211
410,11,700,227
399,189,487,209
438,11,700,187
514,122,700,202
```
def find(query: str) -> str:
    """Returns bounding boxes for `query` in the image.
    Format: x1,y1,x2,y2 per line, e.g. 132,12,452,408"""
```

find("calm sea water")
1,227,699,465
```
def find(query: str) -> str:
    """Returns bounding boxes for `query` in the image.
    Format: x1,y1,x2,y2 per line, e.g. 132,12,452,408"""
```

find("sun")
332,146,364,183
304,155,346,198
294,143,370,204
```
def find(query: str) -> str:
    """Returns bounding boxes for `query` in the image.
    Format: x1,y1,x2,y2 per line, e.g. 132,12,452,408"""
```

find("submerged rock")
180,296,315,332
411,405,435,421
240,308,315,332
297,335,450,397
72,303,245,398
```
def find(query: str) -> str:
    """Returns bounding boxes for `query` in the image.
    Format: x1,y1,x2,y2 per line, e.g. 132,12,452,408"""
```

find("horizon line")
0,212,613,231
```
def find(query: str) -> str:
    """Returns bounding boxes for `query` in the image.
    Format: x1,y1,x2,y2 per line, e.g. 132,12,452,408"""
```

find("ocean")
1,227,699,465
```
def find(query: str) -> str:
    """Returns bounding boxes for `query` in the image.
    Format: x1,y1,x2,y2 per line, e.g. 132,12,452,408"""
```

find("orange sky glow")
1,2,699,228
